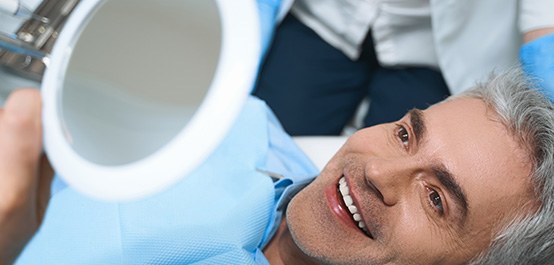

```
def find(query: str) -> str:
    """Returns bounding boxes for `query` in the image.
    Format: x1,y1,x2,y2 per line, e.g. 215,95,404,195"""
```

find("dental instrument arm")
0,0,50,57
0,31,46,58
0,0,35,20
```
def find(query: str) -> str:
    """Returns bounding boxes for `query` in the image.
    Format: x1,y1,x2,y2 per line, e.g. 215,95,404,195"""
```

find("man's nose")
364,157,415,206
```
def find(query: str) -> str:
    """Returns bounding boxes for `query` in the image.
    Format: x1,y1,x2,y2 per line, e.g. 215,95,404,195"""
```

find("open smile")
338,176,371,236
325,176,374,238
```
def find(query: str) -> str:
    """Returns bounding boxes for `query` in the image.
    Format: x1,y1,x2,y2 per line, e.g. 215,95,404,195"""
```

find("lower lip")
325,183,363,232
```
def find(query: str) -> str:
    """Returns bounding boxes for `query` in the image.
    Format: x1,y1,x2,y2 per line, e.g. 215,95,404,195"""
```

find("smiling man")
4,70,554,265
264,70,554,264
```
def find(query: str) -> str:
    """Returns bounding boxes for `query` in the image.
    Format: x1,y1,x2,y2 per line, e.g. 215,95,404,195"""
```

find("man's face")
286,98,536,264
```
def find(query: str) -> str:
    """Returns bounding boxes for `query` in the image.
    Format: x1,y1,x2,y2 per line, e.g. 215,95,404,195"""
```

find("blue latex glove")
520,33,554,100
256,0,281,57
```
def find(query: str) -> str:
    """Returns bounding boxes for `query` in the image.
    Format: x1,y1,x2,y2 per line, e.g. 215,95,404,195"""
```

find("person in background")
254,0,554,135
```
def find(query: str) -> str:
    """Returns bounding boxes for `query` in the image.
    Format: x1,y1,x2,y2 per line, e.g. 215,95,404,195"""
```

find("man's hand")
0,89,53,265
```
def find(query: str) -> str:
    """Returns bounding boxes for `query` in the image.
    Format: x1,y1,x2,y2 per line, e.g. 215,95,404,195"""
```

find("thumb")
0,89,43,205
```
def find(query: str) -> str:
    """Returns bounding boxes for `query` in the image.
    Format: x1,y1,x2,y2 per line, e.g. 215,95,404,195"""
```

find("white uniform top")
289,0,554,94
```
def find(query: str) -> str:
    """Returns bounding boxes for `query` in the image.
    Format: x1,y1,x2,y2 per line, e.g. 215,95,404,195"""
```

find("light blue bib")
16,96,318,265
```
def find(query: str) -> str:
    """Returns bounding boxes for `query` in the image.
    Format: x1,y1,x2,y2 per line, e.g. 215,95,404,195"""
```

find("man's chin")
285,180,388,265
285,189,352,265
284,193,329,263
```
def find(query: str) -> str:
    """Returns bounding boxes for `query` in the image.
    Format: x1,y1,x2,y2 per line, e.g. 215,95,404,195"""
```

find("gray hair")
455,69,554,264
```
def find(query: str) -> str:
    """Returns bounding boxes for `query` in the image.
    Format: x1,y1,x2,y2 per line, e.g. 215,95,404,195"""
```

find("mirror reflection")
61,0,221,165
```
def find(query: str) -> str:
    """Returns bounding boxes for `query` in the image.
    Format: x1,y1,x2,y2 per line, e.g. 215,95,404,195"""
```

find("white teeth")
338,177,369,235
339,184,349,195
348,205,358,214
343,195,353,206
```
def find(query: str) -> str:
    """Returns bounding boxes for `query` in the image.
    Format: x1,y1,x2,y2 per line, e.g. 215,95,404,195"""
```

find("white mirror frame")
42,0,261,201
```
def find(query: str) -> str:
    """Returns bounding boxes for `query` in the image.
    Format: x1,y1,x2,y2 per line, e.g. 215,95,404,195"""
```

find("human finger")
0,89,43,206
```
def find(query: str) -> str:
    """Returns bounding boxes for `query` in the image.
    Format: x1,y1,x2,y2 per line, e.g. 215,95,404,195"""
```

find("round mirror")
42,0,261,201
62,0,221,166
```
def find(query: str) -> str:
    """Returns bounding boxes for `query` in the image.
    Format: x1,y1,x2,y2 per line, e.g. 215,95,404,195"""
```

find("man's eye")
396,125,410,147
428,188,444,215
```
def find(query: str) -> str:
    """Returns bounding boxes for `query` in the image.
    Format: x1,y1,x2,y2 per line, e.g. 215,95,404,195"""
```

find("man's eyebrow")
432,165,469,223
408,109,426,145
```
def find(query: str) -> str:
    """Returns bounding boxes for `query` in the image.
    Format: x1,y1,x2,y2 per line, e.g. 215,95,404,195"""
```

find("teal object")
520,33,554,101
16,96,319,264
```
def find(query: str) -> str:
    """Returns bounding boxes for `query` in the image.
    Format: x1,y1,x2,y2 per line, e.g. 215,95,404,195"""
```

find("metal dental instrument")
0,0,79,80
0,0,49,23
0,32,46,58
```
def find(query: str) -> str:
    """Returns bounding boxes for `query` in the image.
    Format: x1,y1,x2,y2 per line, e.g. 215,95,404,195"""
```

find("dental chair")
293,136,347,170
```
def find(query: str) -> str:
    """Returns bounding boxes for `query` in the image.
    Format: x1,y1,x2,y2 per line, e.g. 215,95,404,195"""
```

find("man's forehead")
424,97,501,134
423,98,517,170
